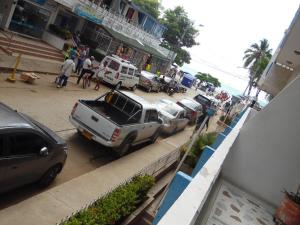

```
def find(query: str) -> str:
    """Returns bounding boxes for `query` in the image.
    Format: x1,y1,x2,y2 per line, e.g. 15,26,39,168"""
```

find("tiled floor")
207,182,275,225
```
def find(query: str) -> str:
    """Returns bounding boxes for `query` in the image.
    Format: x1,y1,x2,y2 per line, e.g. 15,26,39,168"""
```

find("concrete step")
0,40,63,58
10,48,64,62
0,36,61,53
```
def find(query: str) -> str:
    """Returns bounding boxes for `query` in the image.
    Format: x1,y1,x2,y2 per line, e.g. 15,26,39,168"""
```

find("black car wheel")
38,164,62,187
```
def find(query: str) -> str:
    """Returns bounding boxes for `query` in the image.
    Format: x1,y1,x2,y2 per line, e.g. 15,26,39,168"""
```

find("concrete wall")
259,64,292,96
42,31,66,50
222,76,300,207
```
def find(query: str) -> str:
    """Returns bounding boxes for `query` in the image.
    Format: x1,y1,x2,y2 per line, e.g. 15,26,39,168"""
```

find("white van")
97,55,140,91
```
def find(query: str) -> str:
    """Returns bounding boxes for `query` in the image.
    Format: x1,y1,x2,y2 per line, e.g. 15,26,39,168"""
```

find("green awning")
104,27,169,61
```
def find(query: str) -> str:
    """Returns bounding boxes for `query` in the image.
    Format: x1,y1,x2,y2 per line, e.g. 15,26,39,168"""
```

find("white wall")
42,31,66,50
222,76,300,207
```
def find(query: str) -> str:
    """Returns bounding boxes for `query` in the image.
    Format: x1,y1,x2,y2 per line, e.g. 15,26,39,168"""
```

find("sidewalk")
0,53,61,74
0,128,193,225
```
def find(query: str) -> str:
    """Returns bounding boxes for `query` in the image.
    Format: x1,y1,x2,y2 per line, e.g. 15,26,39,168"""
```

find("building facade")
0,0,174,73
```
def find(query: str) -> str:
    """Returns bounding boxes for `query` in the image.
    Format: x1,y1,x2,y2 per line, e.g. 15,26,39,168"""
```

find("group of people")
57,45,100,89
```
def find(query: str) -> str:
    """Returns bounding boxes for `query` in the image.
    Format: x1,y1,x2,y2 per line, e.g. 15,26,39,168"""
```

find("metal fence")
57,148,181,225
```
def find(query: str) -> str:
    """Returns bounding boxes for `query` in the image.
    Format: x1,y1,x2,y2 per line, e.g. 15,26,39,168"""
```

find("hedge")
183,132,217,168
61,175,155,225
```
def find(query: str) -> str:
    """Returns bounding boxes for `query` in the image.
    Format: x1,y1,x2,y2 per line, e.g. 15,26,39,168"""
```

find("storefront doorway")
9,0,51,38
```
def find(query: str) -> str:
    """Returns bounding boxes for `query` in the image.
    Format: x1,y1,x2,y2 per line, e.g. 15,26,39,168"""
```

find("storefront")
7,0,58,38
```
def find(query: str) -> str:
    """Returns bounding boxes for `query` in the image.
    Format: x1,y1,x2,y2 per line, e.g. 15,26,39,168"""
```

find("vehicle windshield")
158,103,178,116
181,99,198,109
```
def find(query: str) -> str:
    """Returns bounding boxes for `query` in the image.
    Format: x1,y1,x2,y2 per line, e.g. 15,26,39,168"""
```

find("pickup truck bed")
81,99,140,126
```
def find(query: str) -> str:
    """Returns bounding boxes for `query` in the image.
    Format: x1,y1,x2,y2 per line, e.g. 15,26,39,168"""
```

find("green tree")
243,39,272,95
132,0,161,19
195,72,221,87
160,6,199,66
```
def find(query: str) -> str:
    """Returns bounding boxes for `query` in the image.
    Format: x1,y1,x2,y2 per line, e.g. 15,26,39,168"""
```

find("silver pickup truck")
69,90,162,157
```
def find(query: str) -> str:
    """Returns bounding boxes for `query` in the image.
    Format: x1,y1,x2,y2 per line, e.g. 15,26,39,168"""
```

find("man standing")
77,56,96,85
76,46,86,74
57,57,76,88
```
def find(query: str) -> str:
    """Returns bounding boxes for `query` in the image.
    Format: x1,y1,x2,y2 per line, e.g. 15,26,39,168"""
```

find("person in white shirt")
77,56,97,85
57,57,76,88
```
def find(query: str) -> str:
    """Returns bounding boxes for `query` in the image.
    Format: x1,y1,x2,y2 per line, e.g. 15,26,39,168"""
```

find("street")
0,73,197,209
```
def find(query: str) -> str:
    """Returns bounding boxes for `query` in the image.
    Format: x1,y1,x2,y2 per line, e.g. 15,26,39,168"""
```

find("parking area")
0,73,197,209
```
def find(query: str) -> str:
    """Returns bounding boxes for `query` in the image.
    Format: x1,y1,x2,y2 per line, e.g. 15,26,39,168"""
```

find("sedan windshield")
159,104,178,117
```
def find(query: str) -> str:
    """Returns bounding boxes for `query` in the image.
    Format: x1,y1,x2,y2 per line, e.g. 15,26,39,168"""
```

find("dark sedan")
0,103,67,193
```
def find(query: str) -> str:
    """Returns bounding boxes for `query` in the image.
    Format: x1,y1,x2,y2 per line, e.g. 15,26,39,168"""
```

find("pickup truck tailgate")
72,102,117,141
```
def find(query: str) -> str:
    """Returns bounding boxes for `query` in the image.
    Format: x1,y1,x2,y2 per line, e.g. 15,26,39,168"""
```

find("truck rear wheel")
113,136,135,158
150,129,160,144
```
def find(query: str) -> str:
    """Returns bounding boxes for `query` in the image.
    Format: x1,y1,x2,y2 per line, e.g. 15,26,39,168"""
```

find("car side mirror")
158,118,163,124
40,147,49,156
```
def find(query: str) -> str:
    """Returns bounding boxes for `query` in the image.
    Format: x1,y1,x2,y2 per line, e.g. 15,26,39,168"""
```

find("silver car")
155,99,189,134
0,103,67,193
139,71,162,92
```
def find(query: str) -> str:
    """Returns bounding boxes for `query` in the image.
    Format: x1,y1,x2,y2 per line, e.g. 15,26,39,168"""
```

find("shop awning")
104,27,169,61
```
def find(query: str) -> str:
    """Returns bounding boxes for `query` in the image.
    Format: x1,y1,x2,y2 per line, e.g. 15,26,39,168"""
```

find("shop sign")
28,0,47,5
74,5,103,25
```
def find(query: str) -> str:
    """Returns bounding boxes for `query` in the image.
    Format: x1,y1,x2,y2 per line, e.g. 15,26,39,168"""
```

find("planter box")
274,194,300,225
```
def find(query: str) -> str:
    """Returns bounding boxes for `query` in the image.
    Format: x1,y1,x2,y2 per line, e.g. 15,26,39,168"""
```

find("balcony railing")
74,0,174,59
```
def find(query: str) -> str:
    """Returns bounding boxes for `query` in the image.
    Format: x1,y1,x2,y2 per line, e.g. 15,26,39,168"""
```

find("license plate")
82,130,93,140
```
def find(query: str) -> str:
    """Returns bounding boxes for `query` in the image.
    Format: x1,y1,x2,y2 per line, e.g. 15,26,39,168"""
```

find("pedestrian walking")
57,57,76,88
76,56,97,85
76,46,87,74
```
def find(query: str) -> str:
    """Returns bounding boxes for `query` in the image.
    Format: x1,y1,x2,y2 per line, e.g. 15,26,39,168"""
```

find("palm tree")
243,39,272,96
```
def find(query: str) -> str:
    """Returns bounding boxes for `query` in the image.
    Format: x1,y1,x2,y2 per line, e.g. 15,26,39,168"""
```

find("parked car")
0,103,67,193
97,55,140,91
176,98,203,124
155,99,189,135
69,90,162,157
194,93,213,113
139,71,162,92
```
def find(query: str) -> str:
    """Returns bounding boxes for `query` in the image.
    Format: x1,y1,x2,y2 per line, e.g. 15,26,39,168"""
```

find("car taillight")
111,128,120,142
115,72,120,79
71,102,78,116
192,111,197,118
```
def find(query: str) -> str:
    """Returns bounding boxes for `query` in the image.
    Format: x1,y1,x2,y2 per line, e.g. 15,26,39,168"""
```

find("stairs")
0,35,64,62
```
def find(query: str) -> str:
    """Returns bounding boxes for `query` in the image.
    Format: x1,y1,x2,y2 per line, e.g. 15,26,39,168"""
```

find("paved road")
0,73,198,209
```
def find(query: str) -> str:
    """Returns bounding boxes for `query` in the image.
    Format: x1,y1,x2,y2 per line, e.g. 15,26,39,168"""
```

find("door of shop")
9,0,51,38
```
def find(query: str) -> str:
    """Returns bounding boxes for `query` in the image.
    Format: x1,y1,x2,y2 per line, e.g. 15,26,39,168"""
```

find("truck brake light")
115,72,120,79
111,128,120,142
71,102,78,116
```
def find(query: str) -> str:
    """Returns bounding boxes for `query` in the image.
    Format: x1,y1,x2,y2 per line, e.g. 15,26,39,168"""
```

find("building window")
9,0,50,38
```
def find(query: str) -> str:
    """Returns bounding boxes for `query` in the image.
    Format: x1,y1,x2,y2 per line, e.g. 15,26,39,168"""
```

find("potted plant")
274,186,300,225
217,114,233,127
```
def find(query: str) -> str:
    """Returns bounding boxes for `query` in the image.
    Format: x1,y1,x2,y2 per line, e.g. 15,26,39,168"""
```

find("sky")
161,0,299,100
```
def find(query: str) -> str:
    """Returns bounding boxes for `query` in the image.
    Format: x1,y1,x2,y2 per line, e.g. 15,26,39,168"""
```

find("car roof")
180,98,202,107
157,99,185,112
141,70,156,79
0,103,33,129
195,93,212,102
120,91,155,110
105,55,137,70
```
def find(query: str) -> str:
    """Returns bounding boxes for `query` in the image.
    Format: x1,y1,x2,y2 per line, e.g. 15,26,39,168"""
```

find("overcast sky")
161,0,299,95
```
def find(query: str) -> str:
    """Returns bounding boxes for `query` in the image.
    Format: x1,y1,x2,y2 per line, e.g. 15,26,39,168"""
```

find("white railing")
157,109,251,225
75,1,174,59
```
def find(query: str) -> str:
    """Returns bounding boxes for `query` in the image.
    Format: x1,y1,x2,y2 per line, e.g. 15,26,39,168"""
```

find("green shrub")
184,132,217,168
61,175,154,225
219,115,233,125
49,24,72,40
